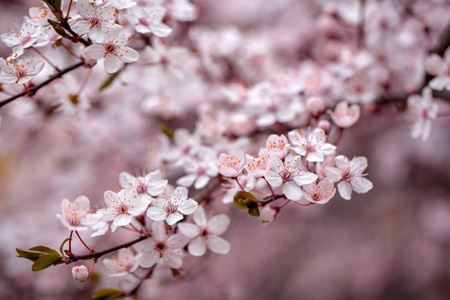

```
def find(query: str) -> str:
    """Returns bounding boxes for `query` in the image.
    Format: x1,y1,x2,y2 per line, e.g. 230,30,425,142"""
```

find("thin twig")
0,61,85,108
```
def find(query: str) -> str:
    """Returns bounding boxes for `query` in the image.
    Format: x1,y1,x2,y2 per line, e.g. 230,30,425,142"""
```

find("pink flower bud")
306,96,326,117
72,265,89,282
317,120,331,134
329,101,360,128
259,205,277,226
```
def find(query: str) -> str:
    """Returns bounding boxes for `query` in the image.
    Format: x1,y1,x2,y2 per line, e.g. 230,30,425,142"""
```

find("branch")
0,61,85,108
57,235,149,265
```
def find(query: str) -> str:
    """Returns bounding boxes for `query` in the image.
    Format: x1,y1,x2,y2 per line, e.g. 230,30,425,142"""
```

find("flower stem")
76,231,93,253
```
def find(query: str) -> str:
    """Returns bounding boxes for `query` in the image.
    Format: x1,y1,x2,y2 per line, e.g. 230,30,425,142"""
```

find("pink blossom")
57,196,102,231
302,178,336,205
329,101,361,128
288,127,337,162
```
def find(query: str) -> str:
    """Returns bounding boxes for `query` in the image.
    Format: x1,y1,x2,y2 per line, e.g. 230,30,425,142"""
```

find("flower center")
155,241,166,251
280,170,293,182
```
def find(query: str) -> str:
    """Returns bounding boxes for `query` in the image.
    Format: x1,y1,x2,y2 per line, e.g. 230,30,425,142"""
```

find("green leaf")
99,71,120,91
32,254,61,271
47,20,68,38
29,246,60,256
248,206,260,217
92,288,125,300
233,191,258,209
16,248,44,262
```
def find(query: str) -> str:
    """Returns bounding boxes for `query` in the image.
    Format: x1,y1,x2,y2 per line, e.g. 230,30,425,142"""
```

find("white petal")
337,181,352,200
83,44,105,60
335,155,349,170
151,23,173,37
283,181,303,201
104,54,121,73
119,172,137,189
351,178,373,194
293,172,318,186
194,175,210,189
306,151,324,162
167,233,189,249
177,223,200,238
163,249,183,269
176,174,196,187
138,250,159,268
178,198,198,215
166,212,184,225
193,206,207,227
264,170,282,187
146,207,168,221
207,214,230,235
324,167,342,182
113,214,133,226
120,47,140,63
207,235,230,255
188,237,206,256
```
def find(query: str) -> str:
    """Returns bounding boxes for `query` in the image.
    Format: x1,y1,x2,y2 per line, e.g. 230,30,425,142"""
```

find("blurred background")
1,0,450,299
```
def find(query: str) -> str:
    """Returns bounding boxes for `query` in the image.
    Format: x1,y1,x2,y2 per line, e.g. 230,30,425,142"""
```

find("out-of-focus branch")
0,61,85,108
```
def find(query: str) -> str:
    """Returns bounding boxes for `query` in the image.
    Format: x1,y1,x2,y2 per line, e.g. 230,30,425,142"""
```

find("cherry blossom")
0,57,44,84
134,221,188,269
57,196,102,231
265,134,290,159
245,149,270,179
217,152,245,177
177,206,231,256
264,154,318,201
176,153,219,190
259,205,277,226
325,155,373,200
288,127,336,162
302,178,336,205
126,5,172,37
83,33,140,73
405,87,439,141
103,247,140,276
119,170,167,200
146,186,198,225
329,101,361,128
1,21,43,60
425,50,450,91
72,0,123,43
101,188,151,227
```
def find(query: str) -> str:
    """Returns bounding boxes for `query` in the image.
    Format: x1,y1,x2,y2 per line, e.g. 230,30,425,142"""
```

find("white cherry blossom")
288,127,336,162
1,21,44,60
119,170,167,201
176,152,219,190
134,221,188,269
217,152,245,177
425,50,450,91
245,148,270,179
147,186,198,225
325,155,373,200
126,5,172,37
302,178,336,204
177,206,231,256
83,33,140,73
0,57,44,84
72,0,123,43
405,87,438,141
264,154,318,201
57,196,102,231
103,247,140,276
101,188,151,227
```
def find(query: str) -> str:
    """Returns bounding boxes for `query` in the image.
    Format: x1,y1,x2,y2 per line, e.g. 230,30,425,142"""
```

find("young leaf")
99,71,120,91
29,246,60,256
92,288,125,300
31,254,61,271
16,248,43,262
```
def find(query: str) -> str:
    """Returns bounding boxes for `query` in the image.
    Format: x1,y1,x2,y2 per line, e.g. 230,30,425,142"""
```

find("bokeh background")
1,0,450,299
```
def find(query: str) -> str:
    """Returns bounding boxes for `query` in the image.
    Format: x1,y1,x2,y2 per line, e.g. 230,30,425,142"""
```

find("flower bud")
259,205,277,226
72,265,89,282
317,120,331,134
306,96,326,117
329,101,360,128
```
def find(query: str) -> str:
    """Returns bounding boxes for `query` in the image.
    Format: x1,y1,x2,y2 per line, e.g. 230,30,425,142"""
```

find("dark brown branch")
0,61,85,108
57,235,149,265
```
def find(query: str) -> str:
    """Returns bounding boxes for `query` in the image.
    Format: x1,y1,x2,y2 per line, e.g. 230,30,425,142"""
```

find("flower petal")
207,235,230,255
188,237,206,256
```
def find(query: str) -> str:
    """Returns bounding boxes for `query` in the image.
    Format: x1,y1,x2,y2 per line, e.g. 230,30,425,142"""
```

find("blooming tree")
0,0,449,299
